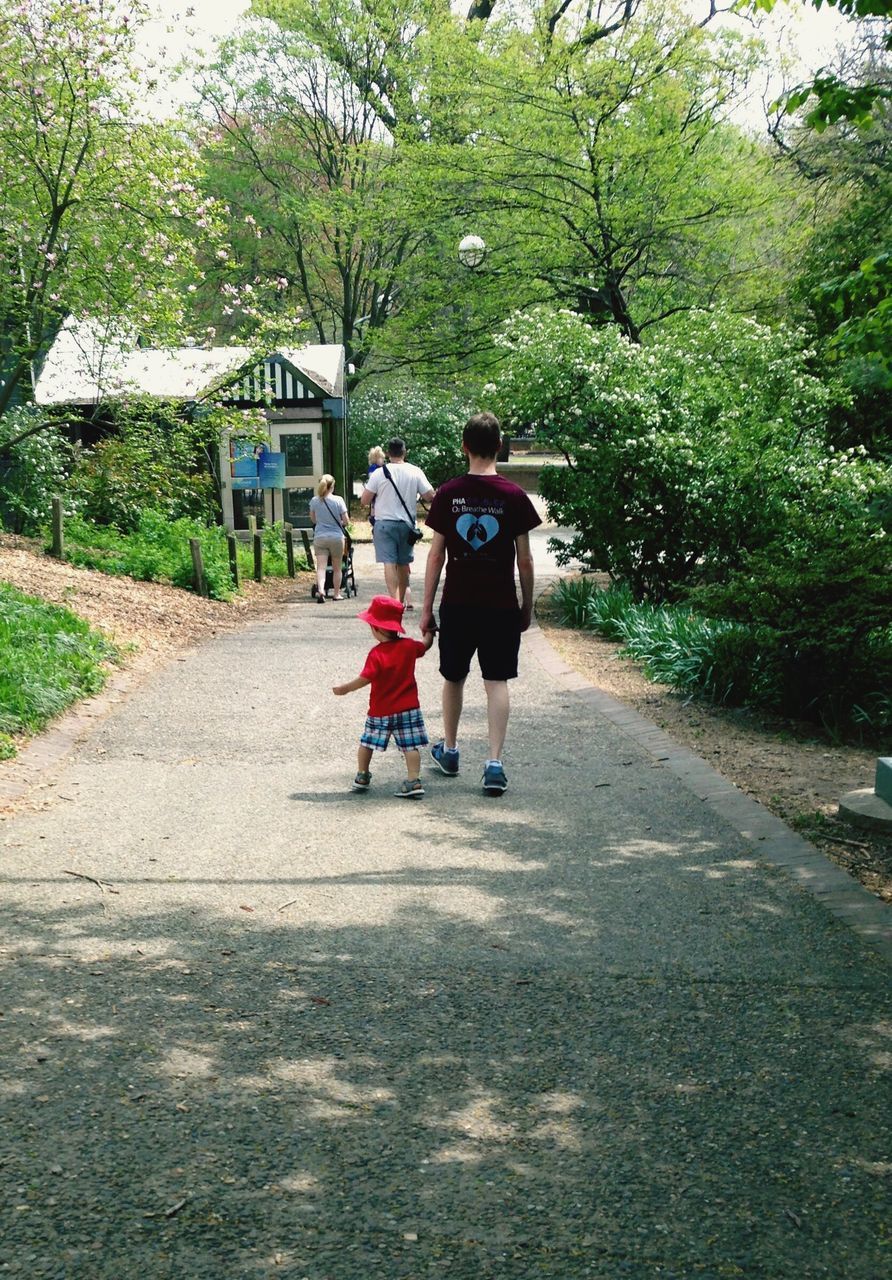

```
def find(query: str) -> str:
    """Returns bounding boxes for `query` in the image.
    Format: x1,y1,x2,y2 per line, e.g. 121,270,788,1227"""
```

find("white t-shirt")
365,462,433,525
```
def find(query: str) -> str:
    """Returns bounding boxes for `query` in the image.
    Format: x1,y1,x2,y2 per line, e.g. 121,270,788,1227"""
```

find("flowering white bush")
0,409,71,534
491,307,889,600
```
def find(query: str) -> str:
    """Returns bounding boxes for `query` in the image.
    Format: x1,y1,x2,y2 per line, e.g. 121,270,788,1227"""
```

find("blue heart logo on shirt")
456,513,500,548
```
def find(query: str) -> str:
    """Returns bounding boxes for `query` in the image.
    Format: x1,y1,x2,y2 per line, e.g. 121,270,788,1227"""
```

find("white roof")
34,320,344,405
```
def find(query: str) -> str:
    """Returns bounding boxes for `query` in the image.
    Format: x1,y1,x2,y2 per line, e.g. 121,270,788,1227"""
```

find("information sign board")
258,449,286,489
231,440,259,490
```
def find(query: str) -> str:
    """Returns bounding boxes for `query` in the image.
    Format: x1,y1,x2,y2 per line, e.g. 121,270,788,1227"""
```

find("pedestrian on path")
420,412,541,796
361,438,434,605
332,595,435,798
309,474,349,602
366,446,386,528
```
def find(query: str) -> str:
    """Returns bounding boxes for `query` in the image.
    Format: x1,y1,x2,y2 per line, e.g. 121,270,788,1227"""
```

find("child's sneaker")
352,771,372,791
394,778,425,799
482,762,508,796
430,741,459,776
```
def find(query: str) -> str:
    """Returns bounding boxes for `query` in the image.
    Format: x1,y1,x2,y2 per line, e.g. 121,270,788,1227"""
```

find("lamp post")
458,234,486,269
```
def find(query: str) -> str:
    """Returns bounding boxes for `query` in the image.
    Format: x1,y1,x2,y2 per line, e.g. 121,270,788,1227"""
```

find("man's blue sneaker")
482,762,508,796
431,741,459,776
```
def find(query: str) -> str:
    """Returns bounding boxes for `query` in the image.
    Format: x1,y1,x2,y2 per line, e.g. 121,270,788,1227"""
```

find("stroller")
311,531,357,599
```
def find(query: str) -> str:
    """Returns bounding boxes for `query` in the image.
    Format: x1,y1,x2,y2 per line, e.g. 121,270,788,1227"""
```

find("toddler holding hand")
333,595,434,798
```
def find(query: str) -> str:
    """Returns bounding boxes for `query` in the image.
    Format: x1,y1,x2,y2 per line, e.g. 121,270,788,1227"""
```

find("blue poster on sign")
258,449,286,489
231,440,259,489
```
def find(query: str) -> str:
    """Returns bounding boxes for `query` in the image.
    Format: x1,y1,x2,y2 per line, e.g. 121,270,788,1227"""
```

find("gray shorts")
373,519,415,566
314,534,344,561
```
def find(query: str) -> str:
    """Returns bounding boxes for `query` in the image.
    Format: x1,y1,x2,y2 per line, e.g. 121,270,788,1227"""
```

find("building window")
286,487,314,525
282,433,314,475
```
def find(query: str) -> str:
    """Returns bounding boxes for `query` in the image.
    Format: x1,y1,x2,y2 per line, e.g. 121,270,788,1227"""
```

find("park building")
35,319,348,530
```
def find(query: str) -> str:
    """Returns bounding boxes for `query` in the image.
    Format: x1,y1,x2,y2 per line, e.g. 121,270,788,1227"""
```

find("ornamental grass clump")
553,579,772,708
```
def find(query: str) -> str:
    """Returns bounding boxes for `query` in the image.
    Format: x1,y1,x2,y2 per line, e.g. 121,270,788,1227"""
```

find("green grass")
54,512,308,601
0,583,119,752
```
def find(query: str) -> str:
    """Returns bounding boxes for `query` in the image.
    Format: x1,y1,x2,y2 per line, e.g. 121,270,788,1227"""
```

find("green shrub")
66,399,219,531
692,500,892,732
0,409,72,535
555,572,892,737
61,511,234,598
493,307,866,601
58,512,305,601
0,584,118,747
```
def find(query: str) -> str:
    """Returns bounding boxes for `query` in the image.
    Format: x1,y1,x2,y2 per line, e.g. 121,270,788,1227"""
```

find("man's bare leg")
383,562,410,602
383,562,399,599
483,679,509,761
442,677,465,749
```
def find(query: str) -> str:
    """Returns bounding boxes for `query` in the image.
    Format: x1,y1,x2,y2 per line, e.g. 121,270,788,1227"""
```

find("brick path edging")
527,624,892,968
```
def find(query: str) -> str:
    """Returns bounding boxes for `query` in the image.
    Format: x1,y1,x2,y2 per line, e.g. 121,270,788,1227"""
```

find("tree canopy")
0,0,227,432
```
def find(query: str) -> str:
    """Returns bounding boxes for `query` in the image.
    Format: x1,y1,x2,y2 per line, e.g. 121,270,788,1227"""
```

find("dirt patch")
536,592,892,905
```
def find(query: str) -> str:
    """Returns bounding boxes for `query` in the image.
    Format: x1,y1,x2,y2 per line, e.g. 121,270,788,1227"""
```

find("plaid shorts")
360,707,429,752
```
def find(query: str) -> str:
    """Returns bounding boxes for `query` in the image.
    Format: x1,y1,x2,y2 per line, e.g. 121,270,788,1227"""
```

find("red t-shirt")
425,474,542,608
360,637,428,716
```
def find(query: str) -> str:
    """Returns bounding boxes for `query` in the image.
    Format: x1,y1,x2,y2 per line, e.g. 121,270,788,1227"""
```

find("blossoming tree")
0,0,227,443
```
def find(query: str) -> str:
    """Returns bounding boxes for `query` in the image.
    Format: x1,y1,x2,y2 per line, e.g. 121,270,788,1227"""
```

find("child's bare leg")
403,748,420,781
357,745,373,773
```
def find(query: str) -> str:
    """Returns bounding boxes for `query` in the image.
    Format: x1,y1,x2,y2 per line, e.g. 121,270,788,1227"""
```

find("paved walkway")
1,537,890,1279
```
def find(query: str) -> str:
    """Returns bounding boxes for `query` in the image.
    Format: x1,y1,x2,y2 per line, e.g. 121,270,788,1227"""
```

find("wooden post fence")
253,531,263,582
189,538,208,597
227,533,240,588
300,529,314,571
50,497,64,559
285,528,296,579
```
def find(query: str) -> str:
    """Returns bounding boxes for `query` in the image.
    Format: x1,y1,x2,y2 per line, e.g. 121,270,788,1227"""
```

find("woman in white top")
309,474,349,602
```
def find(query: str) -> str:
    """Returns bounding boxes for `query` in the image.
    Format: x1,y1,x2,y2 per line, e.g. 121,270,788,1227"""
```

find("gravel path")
1,538,890,1279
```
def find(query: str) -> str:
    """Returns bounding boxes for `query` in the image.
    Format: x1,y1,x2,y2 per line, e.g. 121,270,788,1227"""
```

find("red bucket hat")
357,595,406,634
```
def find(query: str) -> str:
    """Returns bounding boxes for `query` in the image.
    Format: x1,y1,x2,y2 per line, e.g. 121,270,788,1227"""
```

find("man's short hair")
463,412,501,460
387,437,406,458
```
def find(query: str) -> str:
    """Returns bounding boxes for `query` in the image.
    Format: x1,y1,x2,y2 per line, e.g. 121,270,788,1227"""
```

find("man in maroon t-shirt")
421,413,541,796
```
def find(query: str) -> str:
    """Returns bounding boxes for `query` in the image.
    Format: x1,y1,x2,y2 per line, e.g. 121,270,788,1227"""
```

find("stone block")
875,757,892,806
839,787,892,833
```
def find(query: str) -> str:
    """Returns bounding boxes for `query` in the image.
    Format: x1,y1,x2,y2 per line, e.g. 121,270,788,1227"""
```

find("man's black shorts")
437,604,522,682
